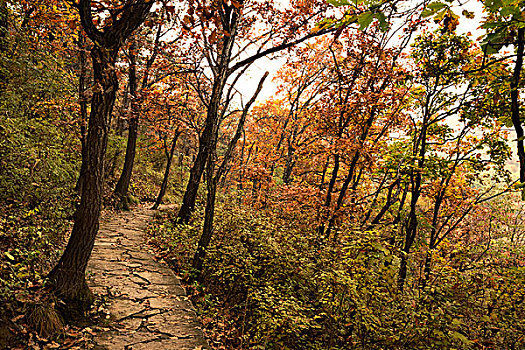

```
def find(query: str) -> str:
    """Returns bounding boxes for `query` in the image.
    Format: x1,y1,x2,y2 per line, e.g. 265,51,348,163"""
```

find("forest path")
87,205,210,350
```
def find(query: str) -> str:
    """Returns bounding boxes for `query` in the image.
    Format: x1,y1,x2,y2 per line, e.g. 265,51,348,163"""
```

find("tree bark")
152,131,181,210
0,0,6,50
0,0,8,94
114,41,138,209
48,0,153,314
398,123,427,292
282,139,295,184
511,28,525,184
191,156,217,276
175,9,238,224
75,31,89,195
49,45,118,314
175,1,340,223
191,73,267,278
176,130,211,223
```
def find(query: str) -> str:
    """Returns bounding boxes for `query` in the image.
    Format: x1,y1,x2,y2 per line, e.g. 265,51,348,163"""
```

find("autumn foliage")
1,0,525,349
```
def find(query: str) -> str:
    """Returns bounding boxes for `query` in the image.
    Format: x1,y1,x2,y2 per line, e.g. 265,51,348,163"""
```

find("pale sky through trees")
237,0,486,103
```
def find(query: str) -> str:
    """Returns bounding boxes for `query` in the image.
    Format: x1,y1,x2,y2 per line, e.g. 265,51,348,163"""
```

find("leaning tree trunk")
191,73,267,280
175,4,240,225
176,137,208,222
152,131,181,210
114,41,138,209
48,46,118,314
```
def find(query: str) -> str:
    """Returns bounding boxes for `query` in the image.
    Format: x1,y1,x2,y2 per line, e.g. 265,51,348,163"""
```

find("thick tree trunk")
176,74,228,224
114,42,138,209
318,154,340,237
152,131,180,210
282,143,295,184
114,115,138,207
48,46,118,315
175,2,241,224
325,151,360,241
48,0,152,314
175,69,227,224
398,201,418,291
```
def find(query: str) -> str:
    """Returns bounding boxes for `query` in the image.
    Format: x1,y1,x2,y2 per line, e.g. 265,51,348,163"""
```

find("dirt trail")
87,205,210,350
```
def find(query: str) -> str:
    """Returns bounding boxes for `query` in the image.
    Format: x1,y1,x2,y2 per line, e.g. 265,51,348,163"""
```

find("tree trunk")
191,157,217,277
318,154,340,237
282,144,295,184
0,0,8,94
48,0,153,314
398,123,427,292
175,1,243,224
190,73,267,279
176,135,210,223
511,28,525,184
282,128,297,184
75,31,89,195
325,151,360,241
175,74,228,223
48,46,118,315
152,131,180,210
0,0,6,51
114,42,138,209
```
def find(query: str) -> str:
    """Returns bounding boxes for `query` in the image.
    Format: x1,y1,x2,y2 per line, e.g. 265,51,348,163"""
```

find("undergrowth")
148,194,525,349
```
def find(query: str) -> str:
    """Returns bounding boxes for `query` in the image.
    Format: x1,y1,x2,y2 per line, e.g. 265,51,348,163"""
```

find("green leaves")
484,0,503,11
357,11,374,30
481,0,525,54
422,1,448,18
343,10,390,31
326,0,350,6
324,0,390,31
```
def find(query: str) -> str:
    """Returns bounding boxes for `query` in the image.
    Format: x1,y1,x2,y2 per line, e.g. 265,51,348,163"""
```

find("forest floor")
86,204,210,350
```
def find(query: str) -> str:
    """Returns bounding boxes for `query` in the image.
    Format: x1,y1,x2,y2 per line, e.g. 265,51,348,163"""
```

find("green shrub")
148,193,525,349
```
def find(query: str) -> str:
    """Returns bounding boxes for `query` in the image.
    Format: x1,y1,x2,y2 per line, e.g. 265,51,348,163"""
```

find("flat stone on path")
87,205,210,350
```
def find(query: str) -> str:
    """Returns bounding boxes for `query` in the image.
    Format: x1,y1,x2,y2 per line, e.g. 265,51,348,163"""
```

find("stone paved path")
87,206,210,350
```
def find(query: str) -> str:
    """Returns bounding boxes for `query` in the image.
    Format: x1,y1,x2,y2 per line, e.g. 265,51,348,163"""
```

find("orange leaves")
67,19,77,30
144,19,154,28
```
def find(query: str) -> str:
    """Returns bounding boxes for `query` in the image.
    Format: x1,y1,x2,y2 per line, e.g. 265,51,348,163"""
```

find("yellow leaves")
4,251,15,261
